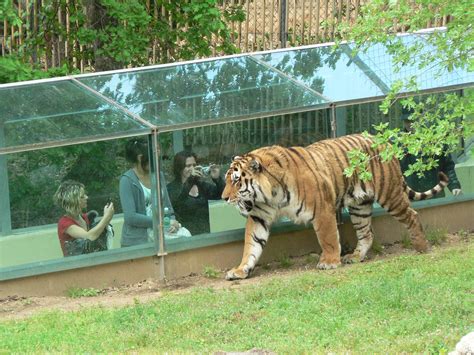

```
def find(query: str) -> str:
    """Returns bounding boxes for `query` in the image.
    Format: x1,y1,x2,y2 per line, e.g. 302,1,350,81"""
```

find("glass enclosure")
1,30,473,281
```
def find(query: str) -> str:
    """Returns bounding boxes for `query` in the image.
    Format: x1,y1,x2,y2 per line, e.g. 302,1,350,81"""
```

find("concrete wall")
1,199,473,298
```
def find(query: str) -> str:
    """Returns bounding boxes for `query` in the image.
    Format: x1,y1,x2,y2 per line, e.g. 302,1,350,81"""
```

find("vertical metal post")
0,123,12,236
335,106,347,137
330,104,337,138
149,131,166,282
279,0,288,47
333,105,345,226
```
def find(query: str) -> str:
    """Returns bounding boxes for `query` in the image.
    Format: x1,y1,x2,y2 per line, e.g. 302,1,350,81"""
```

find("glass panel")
342,91,465,136
352,34,474,92
338,101,394,136
0,136,158,270
78,57,329,128
0,80,149,153
255,34,474,103
253,45,387,102
158,109,332,251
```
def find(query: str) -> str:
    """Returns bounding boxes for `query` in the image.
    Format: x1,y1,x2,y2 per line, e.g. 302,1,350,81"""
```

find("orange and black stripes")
222,134,447,280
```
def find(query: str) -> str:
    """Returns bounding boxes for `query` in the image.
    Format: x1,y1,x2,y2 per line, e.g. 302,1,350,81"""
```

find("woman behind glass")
167,151,224,236
54,180,114,256
119,138,179,247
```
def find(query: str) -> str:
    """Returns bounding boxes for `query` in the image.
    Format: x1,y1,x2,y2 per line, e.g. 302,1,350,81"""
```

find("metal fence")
1,1,451,71
227,0,365,52
1,0,366,71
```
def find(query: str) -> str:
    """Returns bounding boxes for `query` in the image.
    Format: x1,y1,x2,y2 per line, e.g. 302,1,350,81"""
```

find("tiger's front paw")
225,267,249,281
317,255,341,270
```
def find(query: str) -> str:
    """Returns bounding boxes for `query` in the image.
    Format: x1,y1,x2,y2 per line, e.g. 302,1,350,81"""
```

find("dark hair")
173,150,197,181
401,106,415,121
125,137,149,170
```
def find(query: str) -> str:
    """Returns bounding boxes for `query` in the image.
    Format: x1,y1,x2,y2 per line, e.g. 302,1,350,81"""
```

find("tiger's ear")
232,155,242,162
249,159,261,173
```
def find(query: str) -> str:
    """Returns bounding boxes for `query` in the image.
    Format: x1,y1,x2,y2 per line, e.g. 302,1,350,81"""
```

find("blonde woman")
54,180,114,256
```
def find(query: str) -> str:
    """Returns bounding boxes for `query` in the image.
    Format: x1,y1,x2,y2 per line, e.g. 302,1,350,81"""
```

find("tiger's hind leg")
342,201,374,264
382,194,429,252
313,210,341,270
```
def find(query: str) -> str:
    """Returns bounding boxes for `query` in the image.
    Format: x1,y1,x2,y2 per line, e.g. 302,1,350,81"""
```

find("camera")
201,165,212,175
194,165,212,175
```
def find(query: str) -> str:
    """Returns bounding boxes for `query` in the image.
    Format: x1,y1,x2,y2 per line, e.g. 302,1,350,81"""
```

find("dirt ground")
1,231,472,322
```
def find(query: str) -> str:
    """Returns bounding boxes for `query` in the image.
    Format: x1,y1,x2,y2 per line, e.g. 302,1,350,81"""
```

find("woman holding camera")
167,151,224,235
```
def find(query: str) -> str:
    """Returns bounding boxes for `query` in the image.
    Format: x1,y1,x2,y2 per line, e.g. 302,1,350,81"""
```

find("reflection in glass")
254,34,474,104
340,101,394,136
0,80,148,151
79,57,328,127
351,34,474,92
254,45,386,101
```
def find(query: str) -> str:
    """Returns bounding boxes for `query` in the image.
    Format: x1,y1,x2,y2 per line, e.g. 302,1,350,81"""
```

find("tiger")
221,133,449,280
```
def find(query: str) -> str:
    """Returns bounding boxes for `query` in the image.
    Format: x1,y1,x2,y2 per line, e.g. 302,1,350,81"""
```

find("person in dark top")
167,151,225,235
399,107,462,198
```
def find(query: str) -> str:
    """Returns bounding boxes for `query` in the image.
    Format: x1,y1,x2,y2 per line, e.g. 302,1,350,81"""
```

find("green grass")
305,253,320,264
66,287,100,298
202,266,220,279
401,232,412,248
1,242,473,353
425,227,448,246
278,254,294,268
370,239,384,254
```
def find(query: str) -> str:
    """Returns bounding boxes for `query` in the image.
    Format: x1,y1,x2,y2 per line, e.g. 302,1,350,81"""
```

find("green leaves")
0,0,22,26
339,0,472,181
0,56,74,84
344,149,373,181
1,0,244,79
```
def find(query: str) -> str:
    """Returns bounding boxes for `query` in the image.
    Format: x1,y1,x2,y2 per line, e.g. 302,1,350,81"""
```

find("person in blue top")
119,138,180,247
399,107,462,198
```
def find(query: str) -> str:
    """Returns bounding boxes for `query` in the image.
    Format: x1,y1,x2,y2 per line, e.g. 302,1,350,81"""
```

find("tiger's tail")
405,172,449,201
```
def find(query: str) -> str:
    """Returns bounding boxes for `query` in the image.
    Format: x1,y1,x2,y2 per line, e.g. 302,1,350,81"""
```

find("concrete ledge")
1,199,473,297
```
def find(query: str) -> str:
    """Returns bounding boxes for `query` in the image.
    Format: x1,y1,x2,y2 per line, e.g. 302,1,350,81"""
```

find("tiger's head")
222,155,273,216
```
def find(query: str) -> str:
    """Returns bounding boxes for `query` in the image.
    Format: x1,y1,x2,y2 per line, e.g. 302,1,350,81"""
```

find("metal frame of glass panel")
1,27,473,282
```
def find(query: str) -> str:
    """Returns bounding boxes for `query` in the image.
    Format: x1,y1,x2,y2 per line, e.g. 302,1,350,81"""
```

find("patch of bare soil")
1,232,472,321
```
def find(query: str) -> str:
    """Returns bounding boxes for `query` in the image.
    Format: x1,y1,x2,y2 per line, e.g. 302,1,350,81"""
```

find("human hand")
452,189,462,196
209,164,220,179
191,166,205,179
168,219,181,234
103,202,114,221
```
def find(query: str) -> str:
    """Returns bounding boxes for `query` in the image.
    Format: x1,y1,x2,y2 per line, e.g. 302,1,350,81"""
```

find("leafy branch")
338,0,473,181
